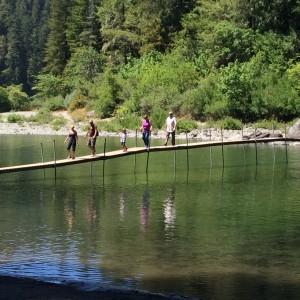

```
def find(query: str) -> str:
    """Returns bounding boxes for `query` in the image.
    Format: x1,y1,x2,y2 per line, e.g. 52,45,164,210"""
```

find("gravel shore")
0,111,284,142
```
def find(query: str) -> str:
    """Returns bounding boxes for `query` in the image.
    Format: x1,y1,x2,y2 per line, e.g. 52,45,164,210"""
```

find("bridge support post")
186,131,189,171
103,138,107,178
134,129,137,172
285,124,288,163
53,140,56,179
254,124,258,165
40,143,45,179
221,127,224,168
242,125,246,164
209,127,212,167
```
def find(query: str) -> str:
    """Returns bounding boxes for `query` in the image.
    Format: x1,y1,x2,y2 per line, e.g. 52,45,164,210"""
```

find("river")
0,135,299,299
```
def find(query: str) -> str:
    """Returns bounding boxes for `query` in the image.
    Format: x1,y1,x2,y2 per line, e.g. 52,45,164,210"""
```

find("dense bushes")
2,1,300,127
0,87,11,112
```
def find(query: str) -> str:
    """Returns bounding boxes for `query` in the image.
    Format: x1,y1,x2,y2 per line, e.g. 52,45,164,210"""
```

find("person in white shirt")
163,111,177,146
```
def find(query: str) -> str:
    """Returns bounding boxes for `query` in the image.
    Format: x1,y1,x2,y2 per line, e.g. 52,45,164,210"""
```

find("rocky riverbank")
0,111,291,142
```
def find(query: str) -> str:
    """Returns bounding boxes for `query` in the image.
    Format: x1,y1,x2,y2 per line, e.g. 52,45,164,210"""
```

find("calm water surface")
0,135,300,299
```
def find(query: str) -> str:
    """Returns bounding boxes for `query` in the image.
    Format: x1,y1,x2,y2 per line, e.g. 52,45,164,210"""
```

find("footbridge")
0,137,298,174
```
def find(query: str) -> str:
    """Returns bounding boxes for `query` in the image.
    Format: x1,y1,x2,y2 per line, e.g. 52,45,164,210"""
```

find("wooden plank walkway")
0,137,298,174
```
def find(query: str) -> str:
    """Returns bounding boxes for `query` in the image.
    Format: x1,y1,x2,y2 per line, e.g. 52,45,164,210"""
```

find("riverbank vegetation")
1,0,300,131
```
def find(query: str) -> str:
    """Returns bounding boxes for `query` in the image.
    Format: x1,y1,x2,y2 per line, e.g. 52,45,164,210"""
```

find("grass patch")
176,118,198,133
216,117,243,130
253,119,285,131
7,114,24,123
51,117,67,130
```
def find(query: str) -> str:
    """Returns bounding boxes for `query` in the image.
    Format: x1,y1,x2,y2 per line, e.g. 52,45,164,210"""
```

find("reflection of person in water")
87,190,97,226
119,191,127,220
64,190,76,231
140,190,150,232
164,187,176,233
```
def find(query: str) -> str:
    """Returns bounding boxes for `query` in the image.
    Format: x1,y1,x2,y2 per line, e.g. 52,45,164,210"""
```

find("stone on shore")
287,118,300,138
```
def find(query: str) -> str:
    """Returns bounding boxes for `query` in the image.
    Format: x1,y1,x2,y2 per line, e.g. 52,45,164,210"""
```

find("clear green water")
0,135,300,299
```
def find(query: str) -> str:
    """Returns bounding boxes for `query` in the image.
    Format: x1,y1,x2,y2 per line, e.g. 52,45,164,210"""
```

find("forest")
1,0,300,130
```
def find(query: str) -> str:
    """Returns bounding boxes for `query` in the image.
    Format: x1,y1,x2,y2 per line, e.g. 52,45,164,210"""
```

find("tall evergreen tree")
3,1,28,89
66,0,101,53
27,0,50,88
43,0,69,75
98,0,140,68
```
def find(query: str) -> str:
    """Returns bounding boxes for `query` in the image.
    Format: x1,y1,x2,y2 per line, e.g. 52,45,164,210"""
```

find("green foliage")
98,119,122,132
43,95,66,111
122,49,199,115
116,114,141,130
66,0,101,53
2,0,300,127
64,46,104,90
218,61,254,121
91,71,121,118
150,109,166,130
68,95,88,112
51,117,67,130
6,85,30,110
32,74,65,100
43,0,69,75
255,119,285,131
176,119,198,133
28,108,53,125
64,90,78,107
7,114,23,123
0,87,11,112
213,22,256,66
216,116,243,130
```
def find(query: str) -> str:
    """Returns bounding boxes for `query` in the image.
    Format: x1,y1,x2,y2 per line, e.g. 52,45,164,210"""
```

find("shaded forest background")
1,0,300,129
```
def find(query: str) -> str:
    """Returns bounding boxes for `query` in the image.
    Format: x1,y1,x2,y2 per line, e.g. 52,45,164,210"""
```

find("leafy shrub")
0,87,11,112
28,108,53,124
117,114,141,130
7,114,23,123
6,85,30,111
255,119,285,130
68,95,87,112
98,119,121,132
43,95,66,111
150,109,166,129
32,74,65,100
216,116,243,130
64,90,78,106
51,118,66,130
176,119,198,133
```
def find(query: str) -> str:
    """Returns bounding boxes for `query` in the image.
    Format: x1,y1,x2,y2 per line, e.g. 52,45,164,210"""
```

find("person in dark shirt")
65,125,78,159
84,120,98,156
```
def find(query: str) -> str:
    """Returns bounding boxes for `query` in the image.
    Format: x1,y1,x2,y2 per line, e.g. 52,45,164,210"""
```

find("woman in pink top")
140,114,152,150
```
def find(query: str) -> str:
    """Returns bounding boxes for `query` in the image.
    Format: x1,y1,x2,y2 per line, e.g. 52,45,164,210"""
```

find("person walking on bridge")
65,125,78,159
85,120,98,156
164,111,176,146
140,114,152,150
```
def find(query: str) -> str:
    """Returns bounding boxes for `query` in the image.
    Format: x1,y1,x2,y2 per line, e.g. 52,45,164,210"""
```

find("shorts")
88,137,96,147
67,139,77,151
